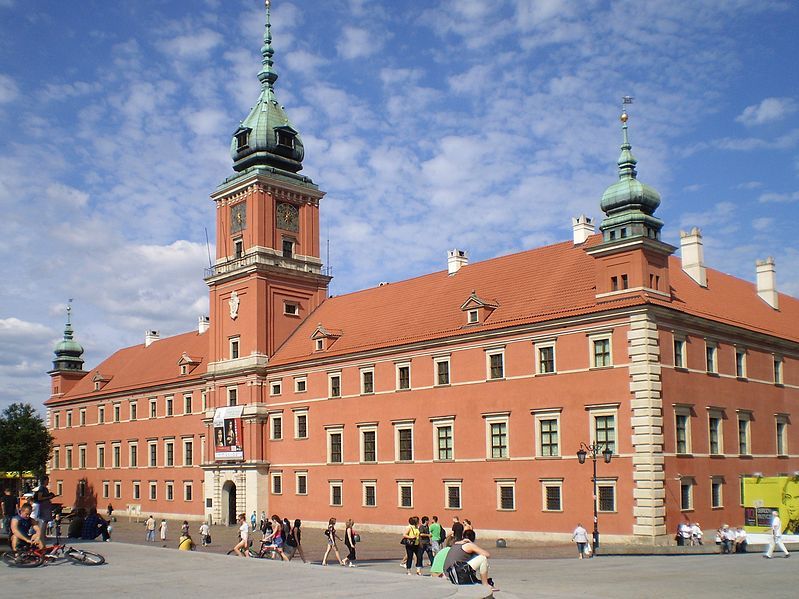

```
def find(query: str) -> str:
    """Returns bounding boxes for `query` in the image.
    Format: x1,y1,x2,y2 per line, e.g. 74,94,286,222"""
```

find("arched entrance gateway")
222,480,236,526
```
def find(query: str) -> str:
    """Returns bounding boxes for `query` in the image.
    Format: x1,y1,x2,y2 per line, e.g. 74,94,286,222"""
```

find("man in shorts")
10,503,44,552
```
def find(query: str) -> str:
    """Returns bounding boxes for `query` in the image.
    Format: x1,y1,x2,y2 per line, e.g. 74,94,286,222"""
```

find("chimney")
571,215,595,245
144,330,160,347
756,257,779,309
198,316,210,334
448,249,468,275
679,227,707,287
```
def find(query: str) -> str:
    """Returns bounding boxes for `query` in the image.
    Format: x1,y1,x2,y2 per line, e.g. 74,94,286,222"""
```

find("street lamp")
576,442,612,554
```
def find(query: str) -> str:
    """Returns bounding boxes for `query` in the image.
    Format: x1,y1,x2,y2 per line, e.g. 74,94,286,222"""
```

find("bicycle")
3,539,106,567
226,538,283,560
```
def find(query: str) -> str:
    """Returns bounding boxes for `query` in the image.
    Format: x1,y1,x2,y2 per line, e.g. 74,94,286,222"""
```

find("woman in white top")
572,524,589,559
234,513,250,557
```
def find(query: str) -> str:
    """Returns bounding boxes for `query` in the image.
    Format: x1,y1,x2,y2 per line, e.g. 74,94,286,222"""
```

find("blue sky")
1,0,797,411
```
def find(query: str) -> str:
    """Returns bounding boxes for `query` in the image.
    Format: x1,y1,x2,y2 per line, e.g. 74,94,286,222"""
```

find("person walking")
452,516,464,541
181,520,190,537
343,519,357,567
145,515,156,542
287,519,306,563
159,519,168,543
322,517,344,566
233,513,250,557
572,523,590,559
429,515,443,555
764,510,790,558
419,516,434,566
199,521,211,547
402,516,423,576
250,510,257,531
32,475,56,535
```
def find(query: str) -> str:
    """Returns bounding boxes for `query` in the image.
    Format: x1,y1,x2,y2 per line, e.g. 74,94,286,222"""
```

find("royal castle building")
45,4,799,544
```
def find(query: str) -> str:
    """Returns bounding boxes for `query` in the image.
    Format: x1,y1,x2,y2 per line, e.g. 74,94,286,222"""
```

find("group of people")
714,524,748,554
232,512,307,563
676,521,704,546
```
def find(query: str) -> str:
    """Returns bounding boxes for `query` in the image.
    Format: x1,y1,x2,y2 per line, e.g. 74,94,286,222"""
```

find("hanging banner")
213,406,244,460
743,476,799,542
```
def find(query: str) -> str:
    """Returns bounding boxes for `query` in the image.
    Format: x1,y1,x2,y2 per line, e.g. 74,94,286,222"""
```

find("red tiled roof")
49,331,208,403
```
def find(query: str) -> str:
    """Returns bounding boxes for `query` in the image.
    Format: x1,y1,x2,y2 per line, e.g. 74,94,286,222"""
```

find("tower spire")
51,298,85,373
618,97,637,179
258,0,278,94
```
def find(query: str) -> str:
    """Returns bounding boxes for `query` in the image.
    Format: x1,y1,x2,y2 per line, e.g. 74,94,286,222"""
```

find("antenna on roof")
204,227,213,268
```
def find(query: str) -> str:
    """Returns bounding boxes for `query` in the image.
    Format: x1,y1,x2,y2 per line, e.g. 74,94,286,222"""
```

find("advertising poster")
743,476,799,542
213,406,244,460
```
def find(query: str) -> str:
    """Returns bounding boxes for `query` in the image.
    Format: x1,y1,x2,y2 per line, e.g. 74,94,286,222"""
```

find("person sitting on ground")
81,508,111,542
443,529,494,589
10,502,44,552
178,533,195,551
720,524,734,554
734,526,748,553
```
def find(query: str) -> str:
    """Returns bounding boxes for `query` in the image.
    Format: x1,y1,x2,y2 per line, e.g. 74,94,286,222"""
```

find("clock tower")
202,0,330,521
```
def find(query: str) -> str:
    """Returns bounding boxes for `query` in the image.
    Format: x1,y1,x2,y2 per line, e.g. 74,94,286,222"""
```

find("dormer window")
235,128,250,150
316,339,324,351
276,129,295,149
460,291,498,325
468,310,479,324
180,364,188,376
311,324,342,352
94,381,101,391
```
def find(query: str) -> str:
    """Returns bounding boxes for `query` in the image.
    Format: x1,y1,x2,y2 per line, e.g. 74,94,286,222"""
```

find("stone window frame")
132,481,141,500
227,386,238,406
111,442,121,469
329,480,343,507
705,340,718,374
96,444,106,469
588,332,613,369
706,407,725,456
535,340,557,375
360,366,375,395
328,371,342,398
182,439,194,466
295,471,308,496
149,481,157,501
53,448,60,470
229,336,240,360
587,404,619,455
433,355,451,386
532,408,562,458
397,479,414,509
130,401,138,420
673,404,694,456
148,440,158,467
293,408,308,440
184,481,193,502
358,423,378,463
596,478,618,513
393,420,415,463
540,478,564,512
269,412,283,441
775,414,789,457
362,480,377,507
79,408,86,426
734,346,747,379
496,478,517,511
128,442,138,468
773,355,784,385
737,410,752,456
269,380,282,396
164,439,175,467
165,481,174,502
102,481,109,499
679,476,695,512
395,362,411,391
183,393,192,415
444,479,462,510
271,471,283,495
149,398,157,418
485,347,505,381
114,481,121,500
326,425,344,464
294,376,307,393
431,416,455,462
673,334,687,369
710,476,724,509
483,412,511,460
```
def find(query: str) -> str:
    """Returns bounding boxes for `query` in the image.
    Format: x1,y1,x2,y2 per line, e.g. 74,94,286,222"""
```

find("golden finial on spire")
621,95,633,122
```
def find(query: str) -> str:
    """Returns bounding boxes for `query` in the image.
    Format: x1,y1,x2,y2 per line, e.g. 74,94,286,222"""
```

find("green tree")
0,403,53,489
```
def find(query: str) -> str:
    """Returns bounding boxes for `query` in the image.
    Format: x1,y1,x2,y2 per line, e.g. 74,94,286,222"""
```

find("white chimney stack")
679,227,707,287
198,316,210,334
145,330,160,347
571,215,595,245
756,257,779,309
448,249,468,275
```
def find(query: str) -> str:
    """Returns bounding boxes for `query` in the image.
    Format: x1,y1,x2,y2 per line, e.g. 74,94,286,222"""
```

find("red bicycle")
2,541,105,567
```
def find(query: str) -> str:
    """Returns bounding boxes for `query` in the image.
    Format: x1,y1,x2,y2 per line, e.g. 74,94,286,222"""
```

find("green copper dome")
230,0,305,173
51,304,85,372
599,112,663,241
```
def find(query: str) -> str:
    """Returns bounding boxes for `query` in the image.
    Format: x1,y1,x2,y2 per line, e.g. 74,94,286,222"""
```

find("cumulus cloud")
159,28,223,59
336,26,384,60
758,191,799,204
736,97,797,126
0,73,19,104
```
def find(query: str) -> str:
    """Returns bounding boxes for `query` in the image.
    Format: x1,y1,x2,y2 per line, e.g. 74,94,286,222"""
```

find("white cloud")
0,73,19,104
758,191,799,204
336,26,384,60
736,97,797,126
736,181,762,190
159,28,223,59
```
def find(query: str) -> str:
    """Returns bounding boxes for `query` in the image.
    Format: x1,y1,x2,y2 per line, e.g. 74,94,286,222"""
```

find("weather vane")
621,96,634,122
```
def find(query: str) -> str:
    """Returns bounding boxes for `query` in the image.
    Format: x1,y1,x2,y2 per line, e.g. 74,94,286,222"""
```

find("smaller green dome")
51,304,85,373
600,177,661,216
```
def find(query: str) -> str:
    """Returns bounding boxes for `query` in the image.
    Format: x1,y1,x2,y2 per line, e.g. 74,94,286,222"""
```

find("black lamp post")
577,442,613,554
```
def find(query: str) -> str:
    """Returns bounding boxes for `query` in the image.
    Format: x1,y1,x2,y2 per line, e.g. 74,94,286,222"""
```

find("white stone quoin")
572,215,595,245
144,330,160,347
448,249,468,275
756,257,779,309
679,227,707,287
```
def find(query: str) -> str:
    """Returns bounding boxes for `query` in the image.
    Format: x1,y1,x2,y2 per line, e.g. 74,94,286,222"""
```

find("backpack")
439,526,447,543
446,561,480,585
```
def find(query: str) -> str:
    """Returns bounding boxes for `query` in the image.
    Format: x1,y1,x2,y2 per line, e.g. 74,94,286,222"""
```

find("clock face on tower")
276,202,299,232
230,203,246,233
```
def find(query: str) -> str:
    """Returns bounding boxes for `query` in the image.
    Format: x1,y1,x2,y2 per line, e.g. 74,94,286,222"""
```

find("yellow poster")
743,476,799,538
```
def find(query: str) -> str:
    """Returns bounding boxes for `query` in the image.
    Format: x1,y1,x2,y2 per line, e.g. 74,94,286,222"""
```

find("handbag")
446,561,480,585
400,537,411,546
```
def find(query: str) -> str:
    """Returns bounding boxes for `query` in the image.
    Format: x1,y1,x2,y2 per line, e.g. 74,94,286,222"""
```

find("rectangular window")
738,415,751,455
536,413,560,457
282,238,294,258
165,397,173,417
537,344,556,374
67,411,72,427
53,449,60,470
488,419,509,459
543,482,563,511
114,481,121,499
98,407,104,424
112,444,121,468
735,349,746,378
674,338,685,368
597,484,616,512
79,409,86,426
711,478,723,509
708,415,722,455
774,357,784,384
330,481,343,506
113,404,120,422
488,351,504,380
675,413,690,454
234,238,243,258
361,369,374,394
56,481,62,496
445,481,462,509
165,441,174,466
130,402,137,420
129,443,138,467
183,394,192,414
363,482,376,507
497,481,516,511
271,415,282,440
398,482,413,508
66,447,73,469
776,418,788,456
680,480,693,511
230,337,240,360
54,413,60,429
183,440,193,466
102,481,109,498
435,358,450,385
184,482,193,501
361,429,377,463
149,399,157,418
706,343,717,373
133,481,141,500
468,309,479,324
435,423,454,461
149,442,157,467
272,473,283,495
149,482,157,500
79,446,86,469
294,377,307,393
295,412,308,439
594,413,616,454
328,430,343,463
270,381,282,396
283,302,299,316
166,481,174,501
296,472,308,495
329,374,341,398
396,426,413,462
97,445,105,469
228,387,237,406
592,337,612,368
397,364,411,390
